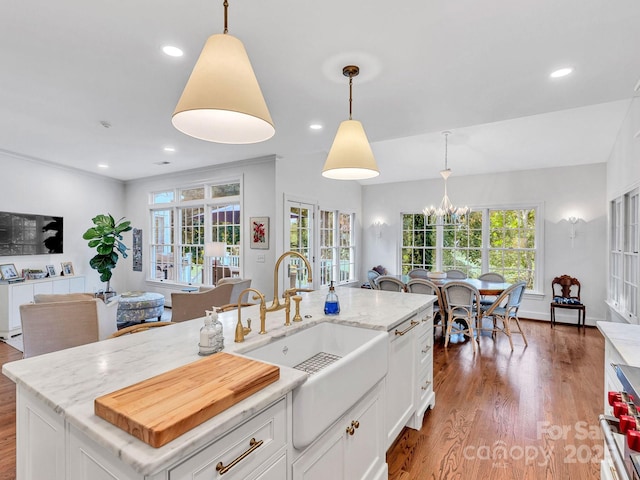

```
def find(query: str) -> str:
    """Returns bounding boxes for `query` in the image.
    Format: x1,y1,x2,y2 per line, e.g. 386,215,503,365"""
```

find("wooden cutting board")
94,352,280,448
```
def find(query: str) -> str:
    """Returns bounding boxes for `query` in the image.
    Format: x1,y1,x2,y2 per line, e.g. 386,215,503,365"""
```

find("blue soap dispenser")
324,281,340,315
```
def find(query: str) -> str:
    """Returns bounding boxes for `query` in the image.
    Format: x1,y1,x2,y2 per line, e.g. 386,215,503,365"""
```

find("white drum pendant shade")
322,119,380,179
172,33,275,144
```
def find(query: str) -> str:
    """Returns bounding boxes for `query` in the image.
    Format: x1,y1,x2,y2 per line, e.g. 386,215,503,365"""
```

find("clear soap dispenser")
324,281,340,315
199,309,224,356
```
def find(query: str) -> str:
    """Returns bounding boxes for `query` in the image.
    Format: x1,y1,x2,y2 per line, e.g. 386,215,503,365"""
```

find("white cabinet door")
385,317,417,447
51,278,70,294
11,283,34,330
34,281,54,295
292,428,345,480
252,453,287,480
345,384,384,480
69,277,85,293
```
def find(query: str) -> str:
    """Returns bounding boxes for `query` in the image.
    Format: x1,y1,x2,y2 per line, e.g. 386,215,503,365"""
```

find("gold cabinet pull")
395,320,419,336
216,438,263,475
421,346,430,354
351,420,360,429
422,314,432,323
421,381,431,391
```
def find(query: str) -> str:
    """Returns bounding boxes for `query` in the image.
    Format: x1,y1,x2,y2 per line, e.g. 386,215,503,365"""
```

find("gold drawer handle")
422,314,432,322
216,437,264,475
421,381,431,391
421,347,430,354
395,320,419,336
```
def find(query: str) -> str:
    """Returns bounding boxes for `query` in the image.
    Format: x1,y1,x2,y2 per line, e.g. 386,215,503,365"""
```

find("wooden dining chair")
550,275,586,328
376,275,405,292
110,321,175,337
479,281,528,350
441,281,480,353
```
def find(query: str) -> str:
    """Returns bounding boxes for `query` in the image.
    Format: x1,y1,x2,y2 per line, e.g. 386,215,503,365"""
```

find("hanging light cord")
223,0,229,34
348,75,353,120
443,132,449,170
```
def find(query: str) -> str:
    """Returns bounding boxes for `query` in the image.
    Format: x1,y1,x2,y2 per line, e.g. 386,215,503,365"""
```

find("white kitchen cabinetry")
0,276,85,338
19,385,288,480
386,305,435,447
603,339,624,415
292,381,386,480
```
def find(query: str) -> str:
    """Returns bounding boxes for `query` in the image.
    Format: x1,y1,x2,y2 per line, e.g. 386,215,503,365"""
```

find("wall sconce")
568,216,580,247
373,220,382,238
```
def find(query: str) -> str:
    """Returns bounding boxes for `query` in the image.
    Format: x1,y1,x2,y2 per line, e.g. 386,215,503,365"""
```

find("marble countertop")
3,287,434,475
597,320,640,367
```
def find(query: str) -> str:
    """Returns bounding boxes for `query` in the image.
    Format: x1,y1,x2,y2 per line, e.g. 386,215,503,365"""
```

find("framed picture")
250,217,269,249
61,261,74,276
46,264,57,277
0,263,19,280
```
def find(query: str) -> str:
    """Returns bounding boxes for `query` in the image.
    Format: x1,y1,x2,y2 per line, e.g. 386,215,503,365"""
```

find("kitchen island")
3,287,435,480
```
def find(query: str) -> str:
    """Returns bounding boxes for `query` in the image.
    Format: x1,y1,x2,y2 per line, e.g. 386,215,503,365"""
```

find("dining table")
398,275,512,296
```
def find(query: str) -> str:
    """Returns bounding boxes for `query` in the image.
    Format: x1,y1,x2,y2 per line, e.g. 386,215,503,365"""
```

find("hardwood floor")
0,341,22,480
0,319,604,480
387,320,604,480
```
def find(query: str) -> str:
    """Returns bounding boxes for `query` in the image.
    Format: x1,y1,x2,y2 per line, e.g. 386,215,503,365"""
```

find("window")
320,210,356,287
611,189,639,322
401,207,539,289
149,182,241,285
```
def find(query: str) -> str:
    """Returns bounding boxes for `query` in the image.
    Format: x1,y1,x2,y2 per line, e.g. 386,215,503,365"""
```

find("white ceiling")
1,0,639,183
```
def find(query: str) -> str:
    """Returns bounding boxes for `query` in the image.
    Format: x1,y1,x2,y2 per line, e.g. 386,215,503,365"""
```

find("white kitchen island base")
4,288,436,479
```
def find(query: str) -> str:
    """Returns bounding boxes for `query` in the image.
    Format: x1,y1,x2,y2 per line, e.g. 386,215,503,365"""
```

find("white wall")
606,96,640,323
362,163,608,325
122,156,277,301
607,98,640,200
0,151,125,291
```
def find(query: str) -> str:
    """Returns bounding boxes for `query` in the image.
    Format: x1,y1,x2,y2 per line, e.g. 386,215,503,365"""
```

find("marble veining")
597,320,640,367
3,287,434,475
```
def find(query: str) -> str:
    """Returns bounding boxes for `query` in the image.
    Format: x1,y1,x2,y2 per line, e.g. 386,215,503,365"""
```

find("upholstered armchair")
170,283,235,322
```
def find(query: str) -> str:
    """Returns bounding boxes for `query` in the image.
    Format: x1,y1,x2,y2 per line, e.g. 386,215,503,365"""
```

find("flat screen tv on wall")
0,211,63,256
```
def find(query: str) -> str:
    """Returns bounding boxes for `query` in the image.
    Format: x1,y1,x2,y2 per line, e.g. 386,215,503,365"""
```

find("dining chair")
479,281,528,350
406,278,445,335
20,300,100,358
477,272,506,307
550,275,585,328
367,269,381,289
376,275,405,292
445,269,466,279
408,268,430,279
441,281,480,353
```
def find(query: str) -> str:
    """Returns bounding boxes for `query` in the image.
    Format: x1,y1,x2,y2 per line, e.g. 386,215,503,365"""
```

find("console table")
0,276,85,339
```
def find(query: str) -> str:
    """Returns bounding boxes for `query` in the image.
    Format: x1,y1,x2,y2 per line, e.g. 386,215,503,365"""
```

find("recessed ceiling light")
162,46,183,57
97,164,109,169
163,146,176,152
309,124,323,130
550,67,573,78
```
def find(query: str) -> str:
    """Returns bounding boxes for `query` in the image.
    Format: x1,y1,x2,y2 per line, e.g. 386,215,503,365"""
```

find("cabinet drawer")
416,331,432,370
169,397,286,480
415,364,433,405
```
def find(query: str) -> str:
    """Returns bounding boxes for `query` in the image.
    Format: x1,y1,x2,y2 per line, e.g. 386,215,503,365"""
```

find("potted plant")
83,214,132,298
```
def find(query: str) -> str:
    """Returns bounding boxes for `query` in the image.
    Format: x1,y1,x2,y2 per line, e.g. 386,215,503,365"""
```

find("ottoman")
117,291,165,326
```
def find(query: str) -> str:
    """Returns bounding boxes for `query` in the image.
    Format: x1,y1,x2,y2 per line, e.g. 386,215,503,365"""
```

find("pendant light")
423,131,469,222
322,65,379,180
172,0,275,144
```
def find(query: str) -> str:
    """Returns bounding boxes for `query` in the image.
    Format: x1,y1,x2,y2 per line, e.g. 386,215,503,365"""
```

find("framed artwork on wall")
132,228,142,272
250,217,269,249
61,261,74,276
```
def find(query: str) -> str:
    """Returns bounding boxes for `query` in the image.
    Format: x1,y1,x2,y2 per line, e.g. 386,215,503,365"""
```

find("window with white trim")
149,181,241,286
402,207,539,289
320,210,356,287
611,189,639,322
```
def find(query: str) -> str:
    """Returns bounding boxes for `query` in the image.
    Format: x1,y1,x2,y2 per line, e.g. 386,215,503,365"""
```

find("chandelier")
423,131,469,222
